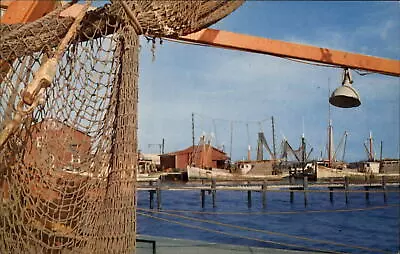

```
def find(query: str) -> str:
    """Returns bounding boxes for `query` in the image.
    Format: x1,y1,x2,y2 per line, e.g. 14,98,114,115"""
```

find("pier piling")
247,181,252,208
262,180,267,208
303,176,308,207
344,176,349,203
364,186,370,201
247,190,252,208
212,179,217,208
149,181,154,209
156,179,162,210
382,176,387,203
289,176,294,203
201,189,205,208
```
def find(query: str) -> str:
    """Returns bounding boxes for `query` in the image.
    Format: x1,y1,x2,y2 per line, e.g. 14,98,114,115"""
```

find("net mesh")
0,1,243,253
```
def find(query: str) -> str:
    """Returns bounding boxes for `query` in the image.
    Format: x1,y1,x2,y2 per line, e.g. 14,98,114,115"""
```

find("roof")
164,144,229,161
31,119,91,137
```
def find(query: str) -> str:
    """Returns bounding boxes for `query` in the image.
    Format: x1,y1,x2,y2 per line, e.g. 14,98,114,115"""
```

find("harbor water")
137,184,399,253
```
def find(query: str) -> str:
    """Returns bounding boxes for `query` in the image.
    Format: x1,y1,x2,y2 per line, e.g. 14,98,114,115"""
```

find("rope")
138,208,392,254
120,1,143,35
137,212,343,254
140,204,399,216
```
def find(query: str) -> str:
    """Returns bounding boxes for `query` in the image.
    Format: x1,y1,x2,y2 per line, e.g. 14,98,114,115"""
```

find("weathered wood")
262,180,267,208
289,177,294,203
303,176,308,207
247,190,252,208
344,176,349,203
156,179,162,210
201,189,205,208
382,176,387,203
364,186,370,201
211,179,216,208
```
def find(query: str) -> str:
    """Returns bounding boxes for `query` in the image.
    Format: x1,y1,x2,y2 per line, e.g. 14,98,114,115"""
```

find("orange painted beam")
0,0,57,84
179,28,400,77
2,2,399,77
0,0,56,24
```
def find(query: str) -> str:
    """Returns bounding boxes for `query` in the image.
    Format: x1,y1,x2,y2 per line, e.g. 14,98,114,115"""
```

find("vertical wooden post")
303,176,308,207
247,181,252,208
201,189,205,208
156,179,162,211
149,181,154,209
247,190,252,208
382,176,387,203
289,176,294,203
262,180,267,208
364,186,370,201
329,187,334,203
344,176,349,204
211,179,216,208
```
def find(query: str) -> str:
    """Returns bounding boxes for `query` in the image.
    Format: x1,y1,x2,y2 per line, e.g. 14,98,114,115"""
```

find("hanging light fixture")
329,68,361,108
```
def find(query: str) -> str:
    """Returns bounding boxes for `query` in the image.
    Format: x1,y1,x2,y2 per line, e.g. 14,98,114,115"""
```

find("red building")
24,119,91,171
160,145,229,170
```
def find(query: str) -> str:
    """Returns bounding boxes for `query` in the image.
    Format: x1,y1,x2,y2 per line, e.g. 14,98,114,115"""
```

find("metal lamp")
329,68,361,108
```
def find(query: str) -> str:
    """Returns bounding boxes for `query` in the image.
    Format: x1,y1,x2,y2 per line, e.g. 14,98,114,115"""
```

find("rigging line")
138,208,391,254
354,69,375,76
282,56,339,69
246,123,250,146
212,119,218,148
137,212,343,254
137,204,399,216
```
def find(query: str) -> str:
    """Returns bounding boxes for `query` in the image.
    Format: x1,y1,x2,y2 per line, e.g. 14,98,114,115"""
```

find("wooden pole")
247,190,252,209
289,176,294,203
364,186,370,201
149,181,154,209
329,187,334,203
201,189,205,208
382,176,387,203
211,179,216,208
344,176,349,204
303,176,308,207
262,180,267,208
247,181,252,208
156,179,162,210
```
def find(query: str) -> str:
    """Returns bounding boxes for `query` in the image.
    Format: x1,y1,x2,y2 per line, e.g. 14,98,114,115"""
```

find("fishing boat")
186,166,233,180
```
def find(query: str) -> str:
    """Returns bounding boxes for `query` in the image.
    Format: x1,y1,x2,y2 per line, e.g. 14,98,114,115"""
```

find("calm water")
137,184,399,253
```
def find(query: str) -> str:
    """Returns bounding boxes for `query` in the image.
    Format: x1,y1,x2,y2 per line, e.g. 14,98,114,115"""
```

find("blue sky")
97,1,399,162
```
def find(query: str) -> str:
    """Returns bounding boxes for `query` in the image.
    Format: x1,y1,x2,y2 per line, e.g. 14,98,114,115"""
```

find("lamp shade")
329,84,361,108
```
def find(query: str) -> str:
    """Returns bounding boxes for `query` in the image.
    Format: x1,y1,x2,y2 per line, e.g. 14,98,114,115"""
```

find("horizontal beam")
5,2,399,77
179,28,400,77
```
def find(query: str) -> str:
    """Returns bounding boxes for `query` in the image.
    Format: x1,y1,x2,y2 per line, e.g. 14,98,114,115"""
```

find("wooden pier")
138,176,399,209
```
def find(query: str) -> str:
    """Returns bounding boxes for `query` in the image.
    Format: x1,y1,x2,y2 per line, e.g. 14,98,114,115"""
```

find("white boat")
186,166,233,180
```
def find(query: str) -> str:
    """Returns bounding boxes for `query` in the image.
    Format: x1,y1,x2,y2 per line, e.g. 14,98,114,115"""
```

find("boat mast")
192,113,195,149
229,121,233,162
271,116,277,159
327,78,334,168
246,123,251,161
369,131,374,161
190,113,195,166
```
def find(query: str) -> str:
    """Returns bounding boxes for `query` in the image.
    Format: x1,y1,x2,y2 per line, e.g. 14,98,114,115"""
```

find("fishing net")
0,0,243,253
